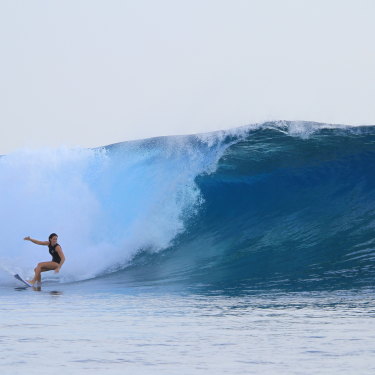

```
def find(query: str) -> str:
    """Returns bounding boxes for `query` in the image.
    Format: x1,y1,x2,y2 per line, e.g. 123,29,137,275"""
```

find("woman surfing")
24,233,66,285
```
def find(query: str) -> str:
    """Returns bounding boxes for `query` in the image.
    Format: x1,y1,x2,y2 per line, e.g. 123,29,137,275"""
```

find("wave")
1,121,375,290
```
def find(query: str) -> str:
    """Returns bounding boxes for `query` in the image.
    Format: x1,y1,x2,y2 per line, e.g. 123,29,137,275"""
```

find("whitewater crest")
1,121,375,289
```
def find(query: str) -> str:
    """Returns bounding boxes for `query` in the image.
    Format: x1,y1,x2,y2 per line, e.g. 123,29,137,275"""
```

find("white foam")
0,136,231,284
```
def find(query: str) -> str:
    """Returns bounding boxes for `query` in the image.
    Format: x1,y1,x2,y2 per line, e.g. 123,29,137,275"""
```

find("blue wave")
123,123,375,290
1,121,375,291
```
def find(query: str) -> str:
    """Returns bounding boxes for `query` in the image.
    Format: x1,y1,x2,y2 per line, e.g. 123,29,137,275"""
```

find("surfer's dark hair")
49,233,58,243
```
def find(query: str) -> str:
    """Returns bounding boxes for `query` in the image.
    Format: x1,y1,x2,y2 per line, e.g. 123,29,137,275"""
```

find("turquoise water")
1,283,374,374
1,122,375,373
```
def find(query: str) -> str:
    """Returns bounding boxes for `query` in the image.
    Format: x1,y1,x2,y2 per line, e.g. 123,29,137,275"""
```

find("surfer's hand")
54,267,60,274
24,236,30,241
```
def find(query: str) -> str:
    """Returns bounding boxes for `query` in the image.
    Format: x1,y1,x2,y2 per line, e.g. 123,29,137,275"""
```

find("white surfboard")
14,274,33,287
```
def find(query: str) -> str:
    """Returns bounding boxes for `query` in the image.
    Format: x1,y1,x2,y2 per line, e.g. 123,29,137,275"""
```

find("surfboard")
14,274,33,287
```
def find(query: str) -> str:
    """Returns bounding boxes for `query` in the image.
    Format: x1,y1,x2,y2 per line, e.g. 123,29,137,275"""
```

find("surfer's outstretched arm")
24,236,48,246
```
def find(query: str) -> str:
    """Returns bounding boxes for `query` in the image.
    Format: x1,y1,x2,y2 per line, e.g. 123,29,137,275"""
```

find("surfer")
24,233,65,285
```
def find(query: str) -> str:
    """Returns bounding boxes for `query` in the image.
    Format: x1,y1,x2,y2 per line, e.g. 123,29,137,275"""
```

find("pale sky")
1,0,374,154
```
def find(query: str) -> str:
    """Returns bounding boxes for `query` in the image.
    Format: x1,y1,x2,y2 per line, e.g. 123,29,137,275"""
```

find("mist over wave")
0,127,233,283
1,121,375,290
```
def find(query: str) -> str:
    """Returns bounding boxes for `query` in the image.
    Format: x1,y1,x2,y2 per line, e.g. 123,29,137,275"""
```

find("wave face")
1,121,375,290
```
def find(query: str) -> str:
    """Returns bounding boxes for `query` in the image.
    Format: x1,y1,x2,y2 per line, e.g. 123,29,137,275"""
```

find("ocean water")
1,121,375,374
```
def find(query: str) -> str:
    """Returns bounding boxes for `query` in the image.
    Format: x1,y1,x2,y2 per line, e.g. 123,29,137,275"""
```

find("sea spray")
0,134,232,283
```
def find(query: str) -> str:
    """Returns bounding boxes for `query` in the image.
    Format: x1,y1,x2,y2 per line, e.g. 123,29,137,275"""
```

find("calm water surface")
1,282,374,375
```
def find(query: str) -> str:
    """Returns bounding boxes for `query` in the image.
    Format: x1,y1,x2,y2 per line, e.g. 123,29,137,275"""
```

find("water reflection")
49,290,63,296
14,286,63,296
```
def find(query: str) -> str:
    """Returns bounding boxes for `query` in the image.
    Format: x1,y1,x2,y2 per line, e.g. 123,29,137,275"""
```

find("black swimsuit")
49,243,61,264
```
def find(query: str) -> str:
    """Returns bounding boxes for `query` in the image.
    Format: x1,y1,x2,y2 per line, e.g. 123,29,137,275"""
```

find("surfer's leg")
28,261,59,284
38,262,59,282
27,265,40,284
28,264,41,284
